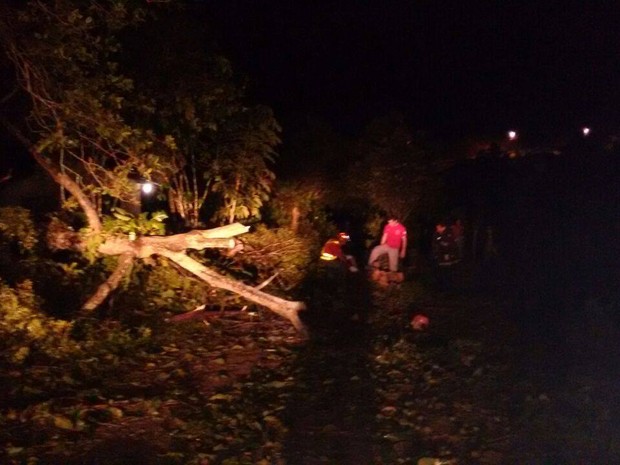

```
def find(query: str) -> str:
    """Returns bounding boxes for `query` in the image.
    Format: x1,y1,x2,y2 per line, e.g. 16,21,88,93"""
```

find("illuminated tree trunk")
290,205,300,233
159,250,306,331
48,220,307,331
228,175,241,224
17,139,308,332
82,252,135,311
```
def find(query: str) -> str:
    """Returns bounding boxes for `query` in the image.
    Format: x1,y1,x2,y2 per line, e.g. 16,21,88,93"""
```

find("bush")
126,258,212,315
228,225,321,293
0,280,79,364
0,206,38,252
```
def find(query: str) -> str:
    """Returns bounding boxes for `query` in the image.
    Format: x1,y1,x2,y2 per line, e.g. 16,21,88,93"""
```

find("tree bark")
0,118,103,232
291,205,300,233
159,250,306,332
5,113,306,332
45,220,307,332
82,252,135,311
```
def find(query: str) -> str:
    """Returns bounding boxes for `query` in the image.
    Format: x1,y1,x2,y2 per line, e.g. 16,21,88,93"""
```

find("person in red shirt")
368,216,407,272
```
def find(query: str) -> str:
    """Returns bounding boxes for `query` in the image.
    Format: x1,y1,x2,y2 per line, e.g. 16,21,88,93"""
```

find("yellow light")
320,252,337,261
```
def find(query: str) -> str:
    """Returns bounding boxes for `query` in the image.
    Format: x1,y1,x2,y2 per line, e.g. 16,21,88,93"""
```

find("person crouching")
320,232,359,274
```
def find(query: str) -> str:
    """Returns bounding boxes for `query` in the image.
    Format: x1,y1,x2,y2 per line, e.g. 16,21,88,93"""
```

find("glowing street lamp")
141,182,155,195
507,130,517,141
582,127,591,137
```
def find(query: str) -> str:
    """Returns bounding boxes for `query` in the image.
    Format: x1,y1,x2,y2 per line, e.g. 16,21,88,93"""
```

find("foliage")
0,267,617,463
0,210,110,316
0,1,294,332
1,1,281,231
132,258,212,314
228,226,321,292
347,113,445,223
0,206,38,252
121,10,281,228
72,318,155,361
0,277,524,464
0,1,169,208
211,106,280,225
104,208,167,236
265,180,334,237
0,280,79,364
363,208,388,247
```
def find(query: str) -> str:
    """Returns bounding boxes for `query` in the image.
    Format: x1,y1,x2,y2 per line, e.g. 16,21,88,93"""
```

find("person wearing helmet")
320,232,359,272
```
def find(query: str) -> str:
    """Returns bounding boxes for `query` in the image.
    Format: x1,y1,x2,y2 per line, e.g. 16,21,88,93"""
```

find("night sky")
3,0,620,167
201,1,620,141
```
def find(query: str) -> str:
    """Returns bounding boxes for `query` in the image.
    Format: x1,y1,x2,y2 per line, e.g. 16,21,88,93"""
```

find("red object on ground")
411,314,429,330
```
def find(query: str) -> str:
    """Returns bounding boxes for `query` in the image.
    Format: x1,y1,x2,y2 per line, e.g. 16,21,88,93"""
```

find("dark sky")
201,0,620,140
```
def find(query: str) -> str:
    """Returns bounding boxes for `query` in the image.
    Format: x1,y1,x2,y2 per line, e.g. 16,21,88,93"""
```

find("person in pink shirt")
368,216,407,272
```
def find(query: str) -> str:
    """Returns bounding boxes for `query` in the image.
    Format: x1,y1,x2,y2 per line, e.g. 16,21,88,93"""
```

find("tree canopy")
0,0,303,330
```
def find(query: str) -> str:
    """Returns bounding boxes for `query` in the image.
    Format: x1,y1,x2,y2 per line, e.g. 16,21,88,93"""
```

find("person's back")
321,238,345,262
433,222,459,266
321,232,358,273
432,222,460,291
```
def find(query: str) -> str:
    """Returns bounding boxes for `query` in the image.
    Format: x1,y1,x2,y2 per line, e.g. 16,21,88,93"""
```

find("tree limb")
47,222,307,332
159,249,306,333
255,272,279,291
98,235,236,258
81,252,135,312
0,116,102,232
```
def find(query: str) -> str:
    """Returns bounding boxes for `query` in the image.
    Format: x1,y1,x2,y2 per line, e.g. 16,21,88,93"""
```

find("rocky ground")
1,268,618,464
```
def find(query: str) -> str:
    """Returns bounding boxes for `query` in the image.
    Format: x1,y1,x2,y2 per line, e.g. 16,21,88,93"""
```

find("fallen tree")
0,1,307,332
6,125,304,331
34,145,307,331
79,224,307,331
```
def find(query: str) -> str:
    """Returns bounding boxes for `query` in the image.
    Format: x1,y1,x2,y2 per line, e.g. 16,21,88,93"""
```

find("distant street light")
582,127,591,136
141,182,155,195
507,130,517,141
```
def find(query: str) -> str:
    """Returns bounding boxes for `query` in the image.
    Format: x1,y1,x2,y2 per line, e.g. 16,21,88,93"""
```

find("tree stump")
370,268,404,287
369,254,404,287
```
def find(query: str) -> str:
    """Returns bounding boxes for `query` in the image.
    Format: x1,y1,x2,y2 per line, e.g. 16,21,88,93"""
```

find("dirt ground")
1,267,618,464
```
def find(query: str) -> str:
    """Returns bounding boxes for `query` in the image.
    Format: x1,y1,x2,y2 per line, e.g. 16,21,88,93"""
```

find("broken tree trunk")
71,222,306,332
159,250,306,332
82,252,135,311
2,114,307,331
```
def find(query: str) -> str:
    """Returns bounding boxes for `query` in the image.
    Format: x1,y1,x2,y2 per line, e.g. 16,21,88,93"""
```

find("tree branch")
81,252,135,312
0,116,102,232
159,249,306,333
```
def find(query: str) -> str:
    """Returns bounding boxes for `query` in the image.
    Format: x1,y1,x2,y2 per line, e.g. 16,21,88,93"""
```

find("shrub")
0,280,79,364
227,225,321,293
0,206,38,252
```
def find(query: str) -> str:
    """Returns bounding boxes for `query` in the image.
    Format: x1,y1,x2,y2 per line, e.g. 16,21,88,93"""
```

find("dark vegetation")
0,2,618,464
2,138,618,465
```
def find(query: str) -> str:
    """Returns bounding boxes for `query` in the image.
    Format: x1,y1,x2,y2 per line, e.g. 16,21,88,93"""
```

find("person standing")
432,221,459,266
451,219,465,260
432,221,459,291
368,216,407,273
